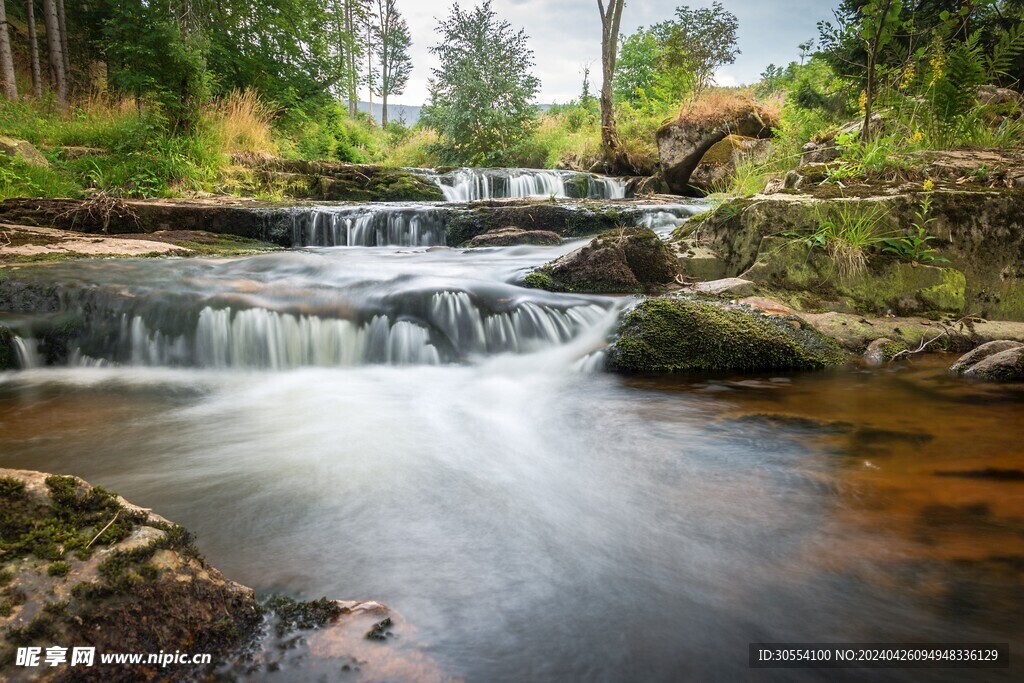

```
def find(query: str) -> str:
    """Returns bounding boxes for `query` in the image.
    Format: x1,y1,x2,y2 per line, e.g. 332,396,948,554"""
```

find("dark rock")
0,325,17,370
951,341,1024,381
606,297,847,374
627,174,670,196
656,102,776,194
532,226,679,293
469,227,562,247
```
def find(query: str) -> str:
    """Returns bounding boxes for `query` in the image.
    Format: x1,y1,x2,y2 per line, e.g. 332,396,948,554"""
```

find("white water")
415,168,627,202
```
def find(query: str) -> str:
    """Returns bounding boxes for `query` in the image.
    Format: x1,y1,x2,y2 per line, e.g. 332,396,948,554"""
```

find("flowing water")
1,201,1022,681
412,167,627,202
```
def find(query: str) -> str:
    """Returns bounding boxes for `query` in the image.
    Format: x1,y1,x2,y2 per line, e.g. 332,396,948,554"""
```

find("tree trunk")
597,0,626,173
42,0,66,109
0,0,18,100
382,93,388,127
55,0,69,89
26,0,42,98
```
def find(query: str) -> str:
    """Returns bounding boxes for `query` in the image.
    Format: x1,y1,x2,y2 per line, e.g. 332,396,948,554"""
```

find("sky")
387,0,843,107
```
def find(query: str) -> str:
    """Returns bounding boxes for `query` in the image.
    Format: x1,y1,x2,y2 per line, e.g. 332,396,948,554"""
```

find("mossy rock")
0,326,16,370
531,226,679,294
607,297,847,374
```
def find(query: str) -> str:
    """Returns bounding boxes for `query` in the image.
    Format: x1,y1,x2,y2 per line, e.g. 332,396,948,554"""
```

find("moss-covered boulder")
607,297,847,374
0,326,17,370
528,227,679,293
741,236,966,316
0,137,49,168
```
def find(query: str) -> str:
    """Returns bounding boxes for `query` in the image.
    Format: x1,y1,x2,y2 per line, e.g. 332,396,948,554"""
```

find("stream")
0,170,1022,681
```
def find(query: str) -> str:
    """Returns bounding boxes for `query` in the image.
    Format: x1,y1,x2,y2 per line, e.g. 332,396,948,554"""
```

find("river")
0,186,1021,681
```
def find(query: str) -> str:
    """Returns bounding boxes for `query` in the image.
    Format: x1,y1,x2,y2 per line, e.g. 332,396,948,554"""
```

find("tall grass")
803,202,892,280
204,88,278,156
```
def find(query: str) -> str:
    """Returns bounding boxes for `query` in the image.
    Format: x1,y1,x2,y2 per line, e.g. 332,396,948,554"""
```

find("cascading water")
413,167,628,202
291,204,449,247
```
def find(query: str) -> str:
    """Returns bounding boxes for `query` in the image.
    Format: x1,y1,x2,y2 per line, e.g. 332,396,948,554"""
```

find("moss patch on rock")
607,297,847,374
0,326,16,370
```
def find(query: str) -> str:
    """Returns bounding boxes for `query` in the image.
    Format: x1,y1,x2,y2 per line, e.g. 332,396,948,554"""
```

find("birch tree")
0,0,17,100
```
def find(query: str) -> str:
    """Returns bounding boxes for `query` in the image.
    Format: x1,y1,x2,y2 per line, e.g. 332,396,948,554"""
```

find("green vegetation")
421,1,540,165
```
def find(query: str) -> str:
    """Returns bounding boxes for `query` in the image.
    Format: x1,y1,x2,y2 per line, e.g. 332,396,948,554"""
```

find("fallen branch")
889,315,978,361
56,192,142,234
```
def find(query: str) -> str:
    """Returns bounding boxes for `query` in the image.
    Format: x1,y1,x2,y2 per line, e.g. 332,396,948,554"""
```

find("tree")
371,0,412,127
25,0,42,98
858,0,902,142
651,2,740,99
422,1,540,165
597,0,625,170
613,28,662,105
0,0,17,100
41,0,66,109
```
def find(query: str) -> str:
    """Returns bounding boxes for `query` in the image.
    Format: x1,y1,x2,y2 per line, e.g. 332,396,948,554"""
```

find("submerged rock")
606,297,847,374
864,337,909,366
469,226,562,247
527,226,679,293
950,340,1024,380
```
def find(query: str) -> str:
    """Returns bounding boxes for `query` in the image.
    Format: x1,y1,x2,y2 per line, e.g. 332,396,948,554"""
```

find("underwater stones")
950,340,1024,381
606,297,847,374
469,227,562,247
529,226,679,294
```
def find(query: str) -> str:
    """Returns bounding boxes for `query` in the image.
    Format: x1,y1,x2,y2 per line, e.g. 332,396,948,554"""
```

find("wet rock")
864,337,909,366
656,101,776,194
950,340,1024,381
529,226,679,293
0,136,48,168
606,297,847,374
469,227,562,247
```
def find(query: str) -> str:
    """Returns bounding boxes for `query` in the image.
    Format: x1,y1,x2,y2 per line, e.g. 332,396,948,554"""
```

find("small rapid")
413,167,628,201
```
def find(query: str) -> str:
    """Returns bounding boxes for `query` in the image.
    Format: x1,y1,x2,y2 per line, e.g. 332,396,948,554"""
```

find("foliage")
421,1,540,165
615,2,740,108
372,0,414,125
794,202,892,280
882,193,950,263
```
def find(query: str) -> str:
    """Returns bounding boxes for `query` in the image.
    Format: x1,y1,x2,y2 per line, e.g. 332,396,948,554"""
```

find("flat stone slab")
693,277,755,296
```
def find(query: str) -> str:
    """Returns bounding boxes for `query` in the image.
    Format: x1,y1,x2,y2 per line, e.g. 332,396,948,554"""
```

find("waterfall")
291,205,449,247
49,294,612,370
416,168,628,202
11,336,42,369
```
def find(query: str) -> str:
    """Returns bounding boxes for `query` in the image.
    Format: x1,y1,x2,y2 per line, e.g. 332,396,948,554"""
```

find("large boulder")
526,226,679,293
606,297,847,374
0,137,49,168
656,100,776,195
950,340,1024,380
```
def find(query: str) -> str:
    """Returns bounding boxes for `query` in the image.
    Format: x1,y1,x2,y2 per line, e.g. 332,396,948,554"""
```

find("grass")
799,201,892,280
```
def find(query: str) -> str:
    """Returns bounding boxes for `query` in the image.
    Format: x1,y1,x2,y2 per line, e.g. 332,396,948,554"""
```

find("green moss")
0,599,12,617
47,561,71,577
878,339,909,361
523,271,556,291
542,226,679,294
607,297,847,374
264,595,343,637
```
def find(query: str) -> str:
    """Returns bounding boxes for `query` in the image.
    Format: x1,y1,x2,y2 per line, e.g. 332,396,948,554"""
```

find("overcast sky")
387,0,842,107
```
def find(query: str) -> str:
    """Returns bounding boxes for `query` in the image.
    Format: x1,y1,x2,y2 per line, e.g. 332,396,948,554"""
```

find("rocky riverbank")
0,469,429,682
